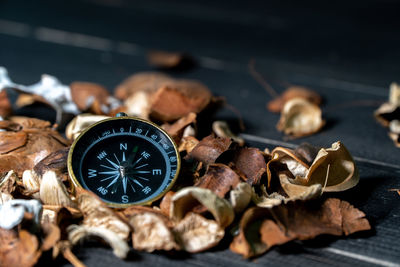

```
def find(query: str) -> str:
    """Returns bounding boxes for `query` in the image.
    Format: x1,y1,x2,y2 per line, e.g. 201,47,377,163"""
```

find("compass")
67,113,180,207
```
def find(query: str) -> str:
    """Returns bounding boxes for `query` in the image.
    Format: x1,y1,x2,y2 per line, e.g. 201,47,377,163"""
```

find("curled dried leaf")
40,171,75,208
68,224,129,259
162,112,197,143
171,187,234,228
0,90,12,118
178,136,199,153
233,147,267,185
230,198,370,258
0,199,42,230
230,182,252,213
277,97,325,137
75,188,130,240
150,82,211,122
147,50,194,69
0,228,41,267
159,191,175,216
267,86,322,113
22,170,40,198
188,134,232,165
173,212,224,253
130,212,179,252
0,118,69,176
70,82,116,114
212,121,244,146
0,131,27,154
194,163,240,198
34,147,69,179
66,114,110,140
0,170,17,194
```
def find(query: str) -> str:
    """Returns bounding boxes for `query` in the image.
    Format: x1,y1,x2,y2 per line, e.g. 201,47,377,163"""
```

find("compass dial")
68,116,180,207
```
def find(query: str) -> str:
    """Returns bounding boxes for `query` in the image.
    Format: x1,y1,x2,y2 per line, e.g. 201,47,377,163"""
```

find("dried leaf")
41,222,61,251
267,86,322,113
188,134,232,165
75,188,131,240
0,67,80,125
0,118,69,176
0,170,17,194
389,82,400,106
194,163,240,198
0,199,42,229
230,182,252,213
0,90,12,118
178,136,199,153
389,132,400,147
0,229,41,267
34,147,69,180
173,212,224,253
0,131,27,154
230,198,370,258
123,91,151,119
40,171,75,207
130,212,179,252
70,82,114,114
147,50,194,69
171,187,234,228
22,170,40,198
277,97,325,137
65,114,110,140
374,103,400,127
162,112,197,143
233,147,267,185
114,72,173,100
150,82,211,122
68,225,129,259
212,121,244,146
0,192,13,204
159,191,175,216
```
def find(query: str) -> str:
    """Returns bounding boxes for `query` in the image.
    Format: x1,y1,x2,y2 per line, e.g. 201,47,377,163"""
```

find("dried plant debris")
0,199,42,229
374,82,400,147
65,114,110,140
147,50,195,70
0,228,41,267
277,97,325,137
0,117,69,176
162,112,197,144
39,171,75,207
0,90,12,118
212,120,244,146
230,198,370,258
114,72,212,122
232,147,268,185
187,134,232,165
0,67,80,124
268,86,322,113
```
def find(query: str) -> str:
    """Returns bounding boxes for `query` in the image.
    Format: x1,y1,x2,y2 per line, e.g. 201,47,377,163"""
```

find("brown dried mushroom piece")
70,82,112,114
39,171,75,208
0,118,69,176
170,187,234,228
162,112,197,144
75,188,131,240
276,97,325,137
147,50,194,69
230,198,370,258
267,86,322,113
232,147,268,185
0,90,12,118
194,163,240,198
187,134,232,165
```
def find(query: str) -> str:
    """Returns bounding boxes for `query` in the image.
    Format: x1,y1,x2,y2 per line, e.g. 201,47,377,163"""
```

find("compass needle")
122,152,126,162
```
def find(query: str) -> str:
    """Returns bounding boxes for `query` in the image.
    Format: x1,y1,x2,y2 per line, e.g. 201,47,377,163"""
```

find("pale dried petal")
123,91,151,119
171,187,234,228
212,121,244,146
230,182,252,213
40,171,75,207
22,170,40,198
178,136,199,153
173,212,224,253
389,82,400,106
65,114,110,140
277,97,325,137
0,170,17,194
0,199,42,229
0,192,13,204
68,225,129,259
0,67,79,125
389,120,400,134
76,188,130,240
130,212,179,252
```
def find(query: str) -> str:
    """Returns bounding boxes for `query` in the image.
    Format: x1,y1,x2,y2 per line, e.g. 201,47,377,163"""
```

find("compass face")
68,117,180,206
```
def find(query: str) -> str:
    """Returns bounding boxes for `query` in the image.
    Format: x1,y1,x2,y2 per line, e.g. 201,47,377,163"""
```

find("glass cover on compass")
68,117,180,207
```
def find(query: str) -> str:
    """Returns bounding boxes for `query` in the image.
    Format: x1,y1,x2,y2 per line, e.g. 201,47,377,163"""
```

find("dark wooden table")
1,0,399,266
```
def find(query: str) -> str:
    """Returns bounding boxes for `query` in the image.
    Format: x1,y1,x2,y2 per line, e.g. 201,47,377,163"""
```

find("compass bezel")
67,116,181,208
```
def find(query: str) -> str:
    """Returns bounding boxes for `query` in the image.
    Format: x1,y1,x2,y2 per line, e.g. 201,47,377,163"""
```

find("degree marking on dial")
129,126,132,133
167,151,174,155
112,129,115,134
145,130,149,136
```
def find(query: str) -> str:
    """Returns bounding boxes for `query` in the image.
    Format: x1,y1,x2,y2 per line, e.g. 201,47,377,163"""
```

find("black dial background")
69,118,179,205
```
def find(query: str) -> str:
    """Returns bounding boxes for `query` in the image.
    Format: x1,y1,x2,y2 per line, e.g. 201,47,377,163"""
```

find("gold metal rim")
67,116,181,208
